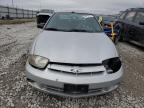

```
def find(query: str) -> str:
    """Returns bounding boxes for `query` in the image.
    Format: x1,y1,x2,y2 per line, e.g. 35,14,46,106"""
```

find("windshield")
44,12,103,33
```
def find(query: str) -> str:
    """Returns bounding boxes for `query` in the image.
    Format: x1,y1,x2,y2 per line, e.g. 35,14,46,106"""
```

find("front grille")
50,62,102,66
48,62,105,76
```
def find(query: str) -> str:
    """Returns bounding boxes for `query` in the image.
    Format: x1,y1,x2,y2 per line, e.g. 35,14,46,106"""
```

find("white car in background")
25,12,123,97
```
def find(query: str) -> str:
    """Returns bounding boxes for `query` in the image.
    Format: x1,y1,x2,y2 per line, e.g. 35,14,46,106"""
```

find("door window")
124,11,136,21
134,12,144,24
119,12,127,19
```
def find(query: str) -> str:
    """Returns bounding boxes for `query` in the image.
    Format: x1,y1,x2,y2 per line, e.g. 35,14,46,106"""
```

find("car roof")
37,12,53,16
54,11,96,17
125,8,144,12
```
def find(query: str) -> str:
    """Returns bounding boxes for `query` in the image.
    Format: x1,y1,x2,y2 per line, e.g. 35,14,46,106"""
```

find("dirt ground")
0,22,144,108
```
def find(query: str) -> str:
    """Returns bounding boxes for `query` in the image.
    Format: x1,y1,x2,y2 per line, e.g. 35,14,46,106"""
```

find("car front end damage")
25,57,123,98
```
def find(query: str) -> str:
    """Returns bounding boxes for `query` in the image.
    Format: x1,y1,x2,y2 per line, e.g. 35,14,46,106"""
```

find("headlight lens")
102,57,121,73
28,55,49,69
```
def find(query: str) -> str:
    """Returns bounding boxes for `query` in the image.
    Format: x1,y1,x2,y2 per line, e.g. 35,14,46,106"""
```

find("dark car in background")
37,9,54,28
115,8,144,47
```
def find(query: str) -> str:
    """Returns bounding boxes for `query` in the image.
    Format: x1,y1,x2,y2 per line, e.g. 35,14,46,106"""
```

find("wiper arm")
45,28,60,31
45,28,92,32
68,29,89,32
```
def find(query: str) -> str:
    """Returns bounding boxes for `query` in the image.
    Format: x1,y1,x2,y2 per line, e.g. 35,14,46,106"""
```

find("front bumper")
25,63,123,98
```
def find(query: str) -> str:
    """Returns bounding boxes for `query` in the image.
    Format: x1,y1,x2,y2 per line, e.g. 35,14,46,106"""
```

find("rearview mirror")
37,23,45,29
139,22,144,25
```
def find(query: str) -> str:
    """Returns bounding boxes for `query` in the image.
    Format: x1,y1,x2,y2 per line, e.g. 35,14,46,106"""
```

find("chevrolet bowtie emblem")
70,67,81,73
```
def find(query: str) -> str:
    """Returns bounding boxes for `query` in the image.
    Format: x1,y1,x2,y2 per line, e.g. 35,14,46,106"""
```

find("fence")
0,5,38,19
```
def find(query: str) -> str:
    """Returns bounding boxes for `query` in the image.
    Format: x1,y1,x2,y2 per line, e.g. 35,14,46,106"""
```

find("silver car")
25,12,123,98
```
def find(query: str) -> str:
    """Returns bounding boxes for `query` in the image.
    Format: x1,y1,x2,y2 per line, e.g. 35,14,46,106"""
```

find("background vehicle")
37,9,54,28
96,15,119,43
103,15,116,25
115,8,144,47
102,16,118,43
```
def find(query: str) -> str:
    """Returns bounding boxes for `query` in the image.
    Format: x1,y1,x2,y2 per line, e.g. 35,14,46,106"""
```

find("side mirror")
139,22,144,25
37,23,45,29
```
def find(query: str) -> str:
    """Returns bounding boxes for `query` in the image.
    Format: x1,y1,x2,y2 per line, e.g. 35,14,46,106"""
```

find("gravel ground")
0,22,144,108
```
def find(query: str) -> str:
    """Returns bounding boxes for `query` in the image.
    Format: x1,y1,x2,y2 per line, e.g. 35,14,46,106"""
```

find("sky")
0,0,144,14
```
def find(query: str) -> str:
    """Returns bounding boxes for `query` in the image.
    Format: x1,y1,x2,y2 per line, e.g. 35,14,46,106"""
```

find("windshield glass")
44,12,103,33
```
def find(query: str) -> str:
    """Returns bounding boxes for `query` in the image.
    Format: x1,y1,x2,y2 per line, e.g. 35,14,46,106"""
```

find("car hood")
33,30,118,64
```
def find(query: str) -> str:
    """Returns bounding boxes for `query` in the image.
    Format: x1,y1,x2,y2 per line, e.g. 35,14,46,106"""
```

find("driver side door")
133,11,144,45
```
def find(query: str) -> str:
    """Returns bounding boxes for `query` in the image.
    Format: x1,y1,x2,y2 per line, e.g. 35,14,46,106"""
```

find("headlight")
102,57,121,73
28,55,49,69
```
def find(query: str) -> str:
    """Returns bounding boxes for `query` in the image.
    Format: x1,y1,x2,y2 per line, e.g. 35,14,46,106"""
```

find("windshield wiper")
68,29,90,32
45,28,69,32
45,28,92,32
45,28,60,31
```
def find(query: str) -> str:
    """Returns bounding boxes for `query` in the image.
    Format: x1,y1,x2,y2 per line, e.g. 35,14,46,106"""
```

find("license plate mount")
64,84,88,94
